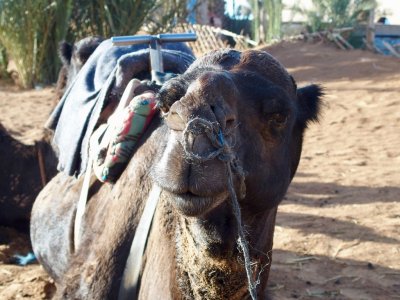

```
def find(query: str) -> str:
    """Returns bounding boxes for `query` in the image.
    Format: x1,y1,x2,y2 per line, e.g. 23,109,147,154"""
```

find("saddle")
47,39,195,177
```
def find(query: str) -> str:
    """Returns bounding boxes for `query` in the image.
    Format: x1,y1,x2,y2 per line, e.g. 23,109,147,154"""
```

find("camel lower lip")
167,191,228,216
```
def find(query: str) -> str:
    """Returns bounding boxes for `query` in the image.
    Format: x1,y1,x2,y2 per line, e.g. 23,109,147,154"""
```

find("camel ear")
74,37,104,65
59,41,73,65
296,84,323,126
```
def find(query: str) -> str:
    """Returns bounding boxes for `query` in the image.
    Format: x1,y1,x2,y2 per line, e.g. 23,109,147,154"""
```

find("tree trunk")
263,0,282,42
366,8,375,50
251,0,261,43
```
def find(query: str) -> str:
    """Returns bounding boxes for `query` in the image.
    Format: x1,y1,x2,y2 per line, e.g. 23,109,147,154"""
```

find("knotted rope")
182,117,258,300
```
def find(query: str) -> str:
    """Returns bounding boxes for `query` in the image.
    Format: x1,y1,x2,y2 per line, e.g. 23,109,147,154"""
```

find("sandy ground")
0,82,56,299
0,83,55,145
265,41,400,300
0,41,399,299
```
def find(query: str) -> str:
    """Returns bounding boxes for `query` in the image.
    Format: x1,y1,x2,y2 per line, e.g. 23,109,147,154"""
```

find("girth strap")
118,184,162,300
74,155,94,249
74,121,109,249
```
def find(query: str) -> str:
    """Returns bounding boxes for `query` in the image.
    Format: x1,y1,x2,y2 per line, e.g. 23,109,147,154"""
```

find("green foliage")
0,42,8,78
0,0,73,87
292,0,377,32
0,0,187,88
68,0,158,38
250,0,282,43
145,0,188,33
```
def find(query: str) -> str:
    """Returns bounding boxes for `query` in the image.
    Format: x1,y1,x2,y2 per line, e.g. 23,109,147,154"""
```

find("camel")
31,48,323,299
0,36,104,232
0,38,102,231
0,123,57,230
55,36,104,103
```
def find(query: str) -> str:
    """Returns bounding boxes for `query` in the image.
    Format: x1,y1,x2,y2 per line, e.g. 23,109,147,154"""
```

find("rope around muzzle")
182,117,258,300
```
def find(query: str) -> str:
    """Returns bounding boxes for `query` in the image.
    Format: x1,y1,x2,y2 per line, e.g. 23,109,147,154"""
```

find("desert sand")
0,40,399,299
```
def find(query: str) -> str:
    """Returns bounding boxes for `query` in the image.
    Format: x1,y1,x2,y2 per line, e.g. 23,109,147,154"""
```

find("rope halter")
181,117,258,300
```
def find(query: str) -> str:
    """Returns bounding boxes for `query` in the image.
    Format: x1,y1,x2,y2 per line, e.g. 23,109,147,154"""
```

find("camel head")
56,36,104,101
59,36,104,81
154,49,321,217
151,49,322,298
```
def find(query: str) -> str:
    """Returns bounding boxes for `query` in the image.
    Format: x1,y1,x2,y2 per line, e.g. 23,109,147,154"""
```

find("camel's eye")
157,101,170,114
269,113,288,127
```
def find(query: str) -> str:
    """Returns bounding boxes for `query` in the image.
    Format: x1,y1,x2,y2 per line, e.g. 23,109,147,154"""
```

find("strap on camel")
118,184,162,300
74,79,158,248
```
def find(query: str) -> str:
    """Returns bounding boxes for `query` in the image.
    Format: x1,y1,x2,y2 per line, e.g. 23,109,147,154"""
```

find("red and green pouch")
90,90,157,183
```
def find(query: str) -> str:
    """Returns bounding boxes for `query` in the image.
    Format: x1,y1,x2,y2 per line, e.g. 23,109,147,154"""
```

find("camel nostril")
225,116,236,130
210,103,235,131
210,105,216,113
226,118,235,127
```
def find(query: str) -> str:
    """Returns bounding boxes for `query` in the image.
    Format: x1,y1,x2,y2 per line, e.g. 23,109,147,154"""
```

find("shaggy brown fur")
31,49,323,299
0,124,57,230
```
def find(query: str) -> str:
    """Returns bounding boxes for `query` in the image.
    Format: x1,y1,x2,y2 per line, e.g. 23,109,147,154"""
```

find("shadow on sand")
267,173,400,299
267,249,400,299
284,178,400,207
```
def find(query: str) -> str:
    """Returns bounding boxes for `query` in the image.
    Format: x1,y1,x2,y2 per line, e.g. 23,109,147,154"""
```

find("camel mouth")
164,190,229,217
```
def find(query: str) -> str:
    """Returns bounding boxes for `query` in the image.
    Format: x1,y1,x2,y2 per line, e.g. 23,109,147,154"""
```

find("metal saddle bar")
112,33,197,75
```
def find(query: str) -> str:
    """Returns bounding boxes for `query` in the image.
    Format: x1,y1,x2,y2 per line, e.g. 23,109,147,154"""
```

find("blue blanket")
47,39,194,176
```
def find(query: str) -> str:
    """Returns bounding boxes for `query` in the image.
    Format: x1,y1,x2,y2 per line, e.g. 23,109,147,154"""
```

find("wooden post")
35,142,47,188
366,8,375,50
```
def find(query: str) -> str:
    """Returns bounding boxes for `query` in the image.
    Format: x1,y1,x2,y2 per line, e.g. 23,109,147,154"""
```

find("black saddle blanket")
47,39,194,176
